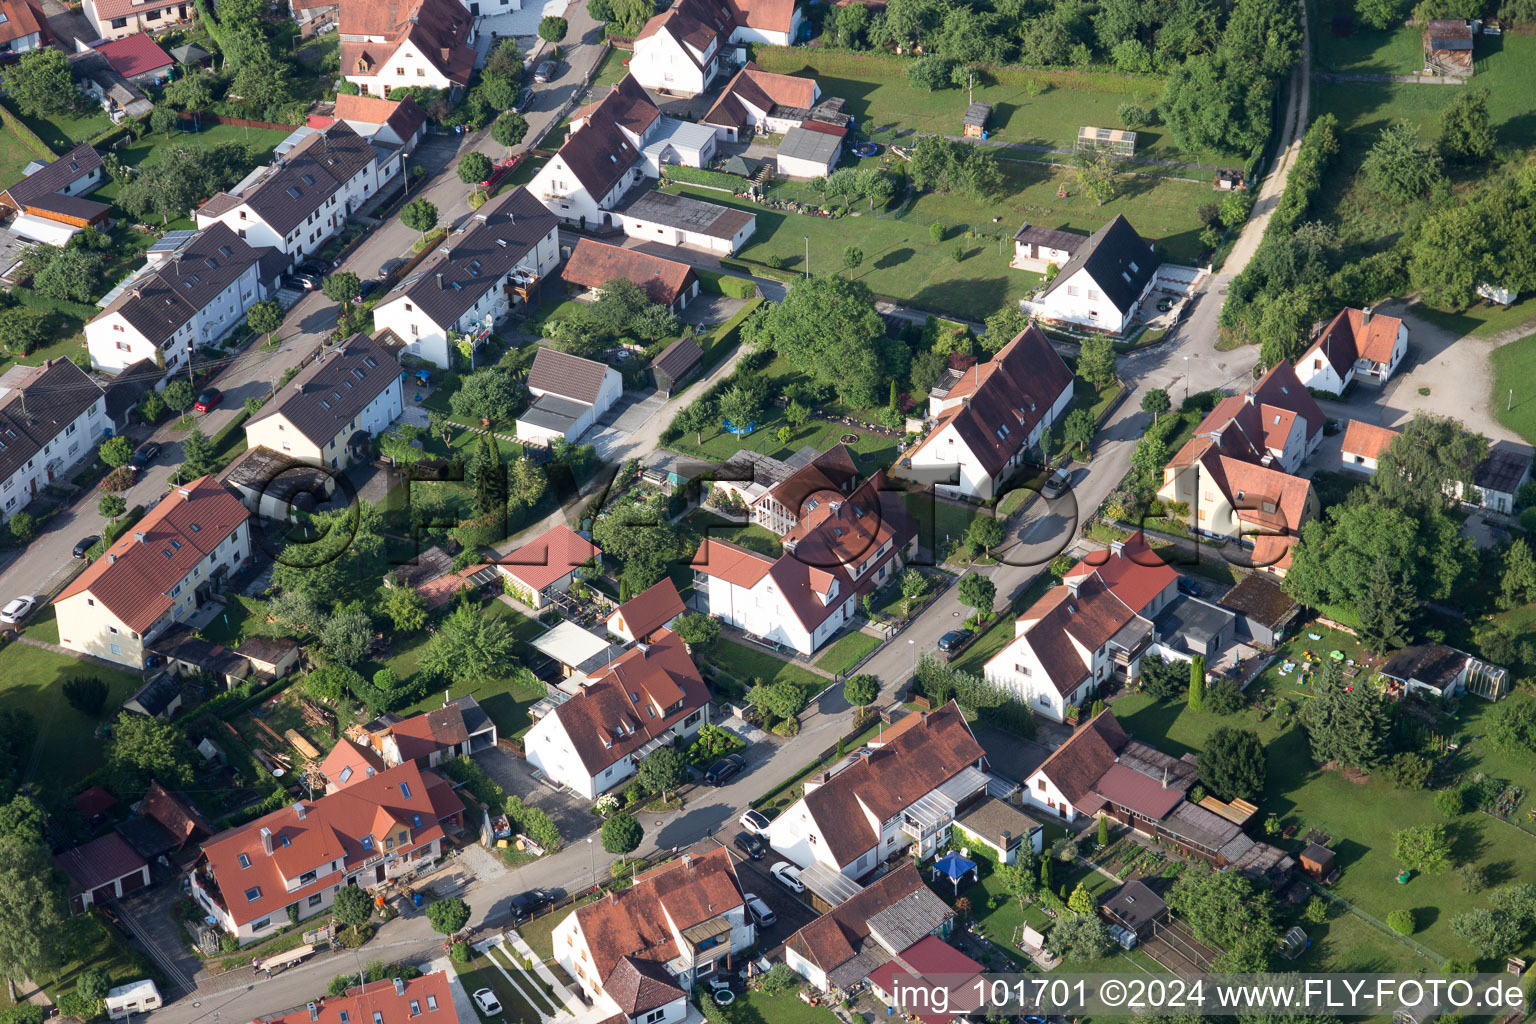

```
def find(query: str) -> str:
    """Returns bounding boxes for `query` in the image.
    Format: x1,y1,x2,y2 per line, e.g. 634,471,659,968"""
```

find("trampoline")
851,142,880,158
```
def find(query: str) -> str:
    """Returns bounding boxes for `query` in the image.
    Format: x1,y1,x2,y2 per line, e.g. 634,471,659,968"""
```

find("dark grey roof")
246,332,400,447
955,795,1039,848
1153,594,1235,650
1039,214,1160,316
778,125,842,165
617,189,756,240
238,123,377,236
1217,573,1298,628
0,358,107,484
519,393,590,432
98,359,160,424
962,102,991,127
0,142,109,222
388,187,557,330
220,444,339,508
1100,880,1166,930
1473,445,1532,494
651,337,702,381
170,42,210,62
1014,222,1086,253
447,694,494,735
116,815,180,860
1379,643,1467,689
149,624,247,677
126,675,181,716
527,346,613,406
97,223,268,347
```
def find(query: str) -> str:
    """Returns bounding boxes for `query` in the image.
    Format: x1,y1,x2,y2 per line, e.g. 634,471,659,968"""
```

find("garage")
54,833,151,914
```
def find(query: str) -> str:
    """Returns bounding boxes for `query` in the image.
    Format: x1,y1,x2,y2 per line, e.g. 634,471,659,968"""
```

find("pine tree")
1188,654,1206,711
1500,538,1536,609
1097,815,1110,847
472,433,502,516
889,380,899,410
1357,557,1416,650
1040,857,1052,891
1068,881,1096,915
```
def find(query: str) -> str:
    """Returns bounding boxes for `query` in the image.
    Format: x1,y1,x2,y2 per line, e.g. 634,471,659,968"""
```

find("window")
1088,289,1101,300
1015,664,1031,676
416,68,425,76
643,1011,667,1024
1066,285,1079,297
110,16,126,25
110,642,122,655
426,997,438,1012
108,626,119,635
396,66,405,75
253,917,272,932
308,893,324,907
245,887,262,902
410,1003,421,1017
1037,779,1047,790
338,766,353,783
399,781,412,799
238,853,251,868
361,835,374,851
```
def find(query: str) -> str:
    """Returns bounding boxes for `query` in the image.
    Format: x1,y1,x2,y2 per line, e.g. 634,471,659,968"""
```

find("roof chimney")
393,978,405,996
437,273,444,289
308,1005,319,1022
1361,306,1373,326
260,826,273,855
1110,538,1125,558
134,531,146,544
1064,575,1081,597
179,486,192,501
294,801,307,820
1161,767,1168,790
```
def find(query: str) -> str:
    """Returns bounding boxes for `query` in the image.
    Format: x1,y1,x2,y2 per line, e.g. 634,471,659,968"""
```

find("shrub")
449,940,471,962
1116,102,1150,127
337,923,374,948
1303,896,1328,924
1387,909,1415,935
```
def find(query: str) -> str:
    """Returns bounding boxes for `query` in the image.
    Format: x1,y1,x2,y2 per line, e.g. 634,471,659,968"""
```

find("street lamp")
1183,354,1191,403
803,236,809,279
587,835,595,884
908,637,917,677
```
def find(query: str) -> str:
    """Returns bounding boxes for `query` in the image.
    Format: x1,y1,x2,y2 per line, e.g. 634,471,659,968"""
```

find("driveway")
726,845,821,956
115,885,203,996
474,746,597,842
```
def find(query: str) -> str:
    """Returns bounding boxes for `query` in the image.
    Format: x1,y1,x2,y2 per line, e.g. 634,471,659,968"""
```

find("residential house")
1340,419,1398,475
94,33,174,83
561,238,700,314
98,359,161,432
372,187,559,367
901,327,1075,500
195,122,385,268
1461,443,1534,514
776,123,844,179
497,523,602,609
869,936,985,1024
0,0,48,53
1011,223,1084,274
0,143,110,240
1021,214,1161,336
191,759,463,942
1248,533,1299,577
606,577,686,643
0,359,111,524
318,738,387,793
765,703,989,886
631,0,804,96
747,444,858,535
983,533,1180,722
244,333,404,469
340,0,475,96
81,0,189,40
69,48,154,125
86,224,280,375
1293,307,1409,395
54,834,150,913
1157,361,1323,541
54,476,252,669
329,93,429,154
951,797,1043,866
525,628,710,799
783,862,954,994
691,471,917,656
616,189,757,255
258,973,460,1024
702,63,822,140
354,696,498,769
1378,643,1507,700
554,846,751,1010
516,347,623,445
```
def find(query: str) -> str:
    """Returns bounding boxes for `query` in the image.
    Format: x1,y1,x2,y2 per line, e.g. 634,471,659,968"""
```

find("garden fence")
1304,882,1447,965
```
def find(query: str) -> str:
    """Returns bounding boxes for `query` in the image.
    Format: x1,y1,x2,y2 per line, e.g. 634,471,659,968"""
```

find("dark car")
516,87,535,112
704,754,745,787
937,629,971,653
1178,576,1202,596
129,441,161,471
733,831,766,860
73,536,99,559
291,269,322,291
194,387,223,412
379,257,408,278
533,59,559,83
356,279,379,302
509,888,558,923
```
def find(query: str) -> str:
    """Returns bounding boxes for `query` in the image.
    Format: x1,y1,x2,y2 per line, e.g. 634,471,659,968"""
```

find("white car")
739,809,770,834
472,989,501,1016
0,595,36,625
770,861,804,893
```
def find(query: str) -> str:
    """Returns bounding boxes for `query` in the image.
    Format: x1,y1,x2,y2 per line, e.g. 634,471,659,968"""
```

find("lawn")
198,594,274,648
663,158,1209,321
681,509,782,558
704,639,827,696
813,630,881,675
0,122,42,189
452,955,544,1024
114,122,295,170
1310,0,1425,75
0,639,144,786
1489,331,1536,446
484,943,565,1016
722,989,843,1024
21,912,156,1005
18,106,112,152
516,903,575,962
1245,621,1375,701
902,490,981,563
666,386,901,469
391,600,547,735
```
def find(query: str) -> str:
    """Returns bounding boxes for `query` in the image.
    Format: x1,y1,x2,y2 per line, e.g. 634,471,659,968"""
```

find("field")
1489,331,1536,445
1310,0,1425,75
750,49,1242,167
663,157,1210,320
0,639,145,786
17,106,112,152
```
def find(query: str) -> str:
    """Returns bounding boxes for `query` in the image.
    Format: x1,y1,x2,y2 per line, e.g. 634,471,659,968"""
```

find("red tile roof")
690,537,775,589
54,833,146,894
202,761,461,926
561,238,698,307
333,93,428,141
1342,419,1398,462
259,972,459,1024
1092,762,1185,819
1206,454,1315,533
140,781,213,848
1061,531,1177,617
340,0,475,86
785,862,943,971
703,62,817,127
1001,573,1143,696
868,936,984,1024
320,738,388,789
1300,307,1404,374
385,705,469,763
575,76,661,140
55,476,251,634
0,0,47,47
606,577,687,642
498,524,602,592
604,957,685,1015
84,0,177,24
74,785,118,818
1249,533,1298,574
95,34,174,78
731,0,798,33
1030,709,1128,805
1169,362,1323,469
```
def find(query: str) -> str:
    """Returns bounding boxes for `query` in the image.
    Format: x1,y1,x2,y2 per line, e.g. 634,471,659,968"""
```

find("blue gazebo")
932,852,977,893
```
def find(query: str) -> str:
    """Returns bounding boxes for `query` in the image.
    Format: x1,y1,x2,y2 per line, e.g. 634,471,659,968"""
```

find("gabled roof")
605,957,685,1015
0,0,47,47
786,862,948,972
526,346,614,406
0,143,109,223
333,93,428,140
54,832,146,894
1216,573,1298,627
499,523,601,592
552,117,641,201
617,189,757,240
607,577,687,642
339,0,475,84
94,223,269,347
320,738,388,788
1169,361,1324,469
385,705,470,763
139,780,213,848
259,972,459,1024
1341,419,1398,462
703,62,818,127
245,332,399,447
575,76,661,141
1007,575,1140,695
651,337,702,382
636,0,731,55
1038,214,1159,315
561,238,698,307
0,358,107,485
1061,531,1178,616
732,0,798,33
55,476,251,634
1299,307,1404,375
1203,453,1314,532
1014,222,1086,253
95,33,174,78
1030,708,1128,805
690,536,776,588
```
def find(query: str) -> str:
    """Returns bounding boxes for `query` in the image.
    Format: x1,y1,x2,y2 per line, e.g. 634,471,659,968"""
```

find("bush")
601,811,643,854
1204,678,1244,715
843,674,878,706
1303,896,1329,924
337,923,374,948
450,940,471,962
1116,102,1151,127
1387,909,1415,935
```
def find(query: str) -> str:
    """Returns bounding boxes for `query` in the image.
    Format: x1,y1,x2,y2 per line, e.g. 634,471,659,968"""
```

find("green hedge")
718,256,797,283
696,268,757,299
0,100,53,159
661,165,746,191
9,288,98,323
699,296,762,373
88,120,138,150
1266,113,1339,239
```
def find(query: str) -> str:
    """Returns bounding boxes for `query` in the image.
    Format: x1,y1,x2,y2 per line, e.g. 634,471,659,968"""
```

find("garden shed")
1077,126,1137,156
1299,843,1335,882
1099,880,1167,938
961,102,991,138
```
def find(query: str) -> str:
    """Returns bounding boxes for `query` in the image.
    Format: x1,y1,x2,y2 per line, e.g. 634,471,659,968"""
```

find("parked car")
356,279,379,302
291,269,322,291
704,754,745,786
769,861,804,893
739,809,770,834
194,387,223,412
743,893,776,928
73,536,99,559
472,990,501,1016
129,441,160,471
533,59,559,82
937,629,971,653
1042,467,1072,499
733,831,765,860
480,161,510,190
509,888,558,923
516,87,535,112
1177,577,1202,596
0,595,36,625
379,257,407,279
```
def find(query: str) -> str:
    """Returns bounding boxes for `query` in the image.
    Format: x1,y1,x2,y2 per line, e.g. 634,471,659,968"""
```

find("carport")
798,861,863,910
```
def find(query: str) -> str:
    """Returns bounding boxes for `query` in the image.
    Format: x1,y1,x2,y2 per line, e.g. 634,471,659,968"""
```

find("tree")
1451,907,1523,960
717,383,766,433
1160,55,1273,154
1393,824,1452,875
151,106,179,137
1300,660,1391,771
673,612,721,651
506,458,548,515
382,583,429,632
106,713,193,793
1188,654,1206,711
472,433,503,516
956,573,997,621
1218,0,1302,77
899,568,930,613
1199,726,1266,801
759,963,799,997
1048,914,1111,963
908,135,1003,199
177,428,217,483
906,55,956,90
97,494,127,522
62,676,109,717
1140,655,1186,700
457,151,493,186
1363,120,1445,202
163,380,196,417
0,308,45,358
164,70,213,111
1074,149,1120,206
1373,413,1488,513
1062,407,1095,455
1097,814,1110,847
538,14,569,41
99,435,135,469
246,300,283,349
320,606,373,666
76,968,111,1005
403,198,439,238
637,747,686,799
322,272,361,306
492,112,530,149
1500,538,1536,608
842,245,864,276
747,680,808,720
419,603,519,686
0,837,69,1003
0,49,74,117
1356,557,1416,650
1484,695,1536,761
844,674,878,706
607,0,655,34
332,884,373,935
1076,334,1116,390
1356,0,1410,27
450,366,524,424
1067,881,1096,915
1167,868,1279,970
25,245,105,303
601,811,643,855
756,275,887,407
426,896,471,935
1440,88,1495,163
966,515,1004,554
1141,388,1171,424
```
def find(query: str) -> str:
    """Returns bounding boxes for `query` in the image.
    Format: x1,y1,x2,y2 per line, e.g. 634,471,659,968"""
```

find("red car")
194,387,223,412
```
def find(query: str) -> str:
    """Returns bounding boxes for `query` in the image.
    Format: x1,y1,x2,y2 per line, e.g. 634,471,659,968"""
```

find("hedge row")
9,287,100,323
0,100,53,159
696,268,757,299
1266,113,1340,239
661,165,746,192
750,45,1165,95
699,296,762,374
